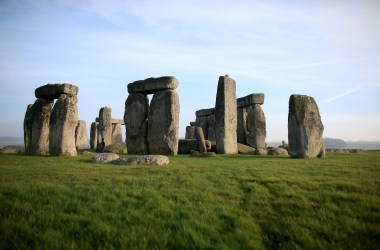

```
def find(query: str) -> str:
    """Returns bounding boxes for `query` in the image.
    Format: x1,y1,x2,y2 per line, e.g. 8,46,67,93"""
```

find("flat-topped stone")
35,83,78,99
128,76,179,94
195,108,215,117
237,93,264,107
113,155,169,165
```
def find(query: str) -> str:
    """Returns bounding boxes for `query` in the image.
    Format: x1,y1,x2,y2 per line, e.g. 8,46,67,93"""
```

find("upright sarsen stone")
90,122,98,149
246,104,266,154
237,107,248,145
112,123,123,144
185,125,196,139
215,75,238,154
147,90,179,155
99,107,112,147
75,120,87,149
288,94,325,158
23,104,34,154
49,94,78,156
124,93,149,154
28,99,54,155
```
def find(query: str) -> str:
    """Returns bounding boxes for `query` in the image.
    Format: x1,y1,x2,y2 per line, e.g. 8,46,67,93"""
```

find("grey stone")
112,123,123,144
147,90,179,155
196,127,207,153
92,153,119,163
178,139,211,153
90,122,98,149
237,143,256,154
103,142,128,154
124,93,149,154
195,108,214,117
113,155,169,165
237,93,265,107
237,107,248,145
215,75,238,154
112,119,125,125
267,147,288,156
23,104,34,154
128,76,179,95
35,83,78,99
49,94,78,156
195,116,208,139
185,126,196,139
0,146,24,154
288,94,325,158
98,107,112,147
75,120,87,149
207,114,216,141
190,151,216,157
190,122,196,126
246,104,266,153
28,98,54,155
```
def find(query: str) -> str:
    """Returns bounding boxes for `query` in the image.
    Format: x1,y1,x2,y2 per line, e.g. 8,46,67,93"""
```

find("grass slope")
1,152,379,249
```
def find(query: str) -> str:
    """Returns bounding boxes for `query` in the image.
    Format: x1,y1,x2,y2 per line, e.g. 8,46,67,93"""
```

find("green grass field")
1,151,379,249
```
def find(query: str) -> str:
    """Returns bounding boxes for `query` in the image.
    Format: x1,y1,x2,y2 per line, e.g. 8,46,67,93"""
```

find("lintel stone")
195,108,215,117
128,76,179,94
35,83,78,99
237,93,264,107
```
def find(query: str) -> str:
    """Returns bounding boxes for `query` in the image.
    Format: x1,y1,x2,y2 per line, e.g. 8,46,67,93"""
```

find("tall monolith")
98,107,112,147
23,104,34,154
246,104,266,154
288,94,325,158
215,75,237,154
90,122,98,149
49,94,78,156
75,120,87,149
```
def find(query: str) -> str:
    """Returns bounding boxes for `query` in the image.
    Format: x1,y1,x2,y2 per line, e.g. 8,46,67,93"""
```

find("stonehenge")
288,94,325,158
24,83,79,156
124,76,180,155
91,111,124,151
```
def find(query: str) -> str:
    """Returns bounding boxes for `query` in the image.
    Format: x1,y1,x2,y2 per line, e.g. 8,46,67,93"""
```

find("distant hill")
324,138,347,148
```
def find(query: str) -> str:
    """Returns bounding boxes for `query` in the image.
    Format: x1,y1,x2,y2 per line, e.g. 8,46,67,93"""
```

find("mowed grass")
0,151,379,249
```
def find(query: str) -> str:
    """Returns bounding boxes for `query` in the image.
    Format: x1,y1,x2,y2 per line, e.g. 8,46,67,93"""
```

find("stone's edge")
127,76,179,94
237,93,265,107
195,108,215,117
35,83,78,98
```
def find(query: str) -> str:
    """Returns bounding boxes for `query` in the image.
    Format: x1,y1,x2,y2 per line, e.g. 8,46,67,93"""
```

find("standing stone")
112,123,123,144
98,107,112,147
288,94,325,158
49,94,78,156
28,99,54,155
196,127,207,153
195,116,208,139
147,90,179,155
215,75,238,154
124,93,149,154
207,114,216,141
237,107,248,144
23,104,34,154
90,122,98,149
75,120,87,149
246,104,266,154
185,126,196,139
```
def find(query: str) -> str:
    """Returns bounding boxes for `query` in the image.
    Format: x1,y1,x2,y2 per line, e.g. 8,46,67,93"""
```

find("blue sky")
0,0,379,141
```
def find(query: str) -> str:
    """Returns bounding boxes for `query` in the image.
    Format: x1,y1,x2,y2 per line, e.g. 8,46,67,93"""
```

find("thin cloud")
323,85,364,104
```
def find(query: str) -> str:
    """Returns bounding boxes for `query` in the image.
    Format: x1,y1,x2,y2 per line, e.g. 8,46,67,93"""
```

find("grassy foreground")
0,151,379,249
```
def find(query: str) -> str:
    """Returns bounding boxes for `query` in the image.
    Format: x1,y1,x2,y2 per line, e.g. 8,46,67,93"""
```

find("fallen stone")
92,153,119,163
0,146,24,154
113,155,169,165
35,83,78,99
237,93,265,107
237,143,256,154
190,151,216,157
195,108,214,117
103,142,128,154
288,94,325,158
267,147,288,156
128,76,179,95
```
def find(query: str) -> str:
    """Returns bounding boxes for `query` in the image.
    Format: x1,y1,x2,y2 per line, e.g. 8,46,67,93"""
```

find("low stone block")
237,93,264,107
92,153,119,163
178,139,211,153
113,155,169,165
195,108,214,117
237,143,256,154
128,76,179,94
35,83,78,99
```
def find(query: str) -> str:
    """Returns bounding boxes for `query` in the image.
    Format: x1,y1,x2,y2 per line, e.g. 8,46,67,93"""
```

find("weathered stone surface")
0,146,24,154
90,122,98,149
195,116,208,139
207,114,216,141
190,122,196,126
128,76,179,95
112,119,124,125
49,94,78,156
23,104,34,154
28,98,54,155
98,107,112,147
75,120,87,149
215,75,238,154
237,107,248,145
288,94,325,158
124,93,149,154
196,127,207,153
267,147,288,156
113,155,169,165
185,126,196,139
237,143,256,154
35,83,78,99
103,142,128,154
112,123,123,144
190,151,216,157
147,90,179,155
237,93,264,107
195,108,214,117
178,139,211,153
92,153,119,163
246,104,266,153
